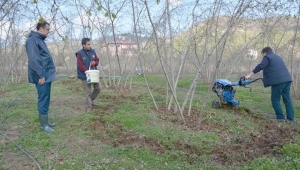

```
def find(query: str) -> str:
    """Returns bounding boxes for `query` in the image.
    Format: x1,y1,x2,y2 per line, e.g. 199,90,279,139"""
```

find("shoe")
87,108,93,112
271,118,286,122
92,101,99,106
48,119,56,127
48,121,56,127
286,120,295,124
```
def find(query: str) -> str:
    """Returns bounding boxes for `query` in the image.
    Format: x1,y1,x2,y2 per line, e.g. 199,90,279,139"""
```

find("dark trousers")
82,80,100,108
271,81,294,121
35,82,52,115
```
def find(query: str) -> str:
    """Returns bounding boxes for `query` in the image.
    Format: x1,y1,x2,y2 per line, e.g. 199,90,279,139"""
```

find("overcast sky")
1,0,299,41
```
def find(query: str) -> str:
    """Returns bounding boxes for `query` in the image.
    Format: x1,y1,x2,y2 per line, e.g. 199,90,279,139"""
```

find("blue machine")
211,78,262,108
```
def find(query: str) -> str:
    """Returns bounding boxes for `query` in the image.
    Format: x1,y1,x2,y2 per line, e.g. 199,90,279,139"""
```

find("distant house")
102,39,138,57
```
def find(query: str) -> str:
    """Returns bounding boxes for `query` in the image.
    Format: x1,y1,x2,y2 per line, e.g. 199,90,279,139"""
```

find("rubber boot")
48,120,56,127
39,114,55,133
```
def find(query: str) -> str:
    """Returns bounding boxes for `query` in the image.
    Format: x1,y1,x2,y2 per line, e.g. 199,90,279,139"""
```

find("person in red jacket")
76,38,100,112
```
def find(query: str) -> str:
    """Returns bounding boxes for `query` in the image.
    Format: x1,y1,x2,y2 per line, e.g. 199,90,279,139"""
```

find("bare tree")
1,0,300,103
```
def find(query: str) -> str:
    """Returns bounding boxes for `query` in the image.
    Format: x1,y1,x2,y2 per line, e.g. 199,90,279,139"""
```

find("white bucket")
85,70,100,84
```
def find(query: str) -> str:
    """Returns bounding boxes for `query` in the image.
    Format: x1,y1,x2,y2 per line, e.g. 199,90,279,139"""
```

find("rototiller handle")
239,77,262,86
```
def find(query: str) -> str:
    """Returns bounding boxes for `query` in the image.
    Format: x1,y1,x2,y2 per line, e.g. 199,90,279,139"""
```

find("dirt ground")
2,83,299,169
92,87,300,167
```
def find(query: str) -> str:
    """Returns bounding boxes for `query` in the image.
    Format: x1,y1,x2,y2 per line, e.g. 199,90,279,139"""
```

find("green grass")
1,76,300,169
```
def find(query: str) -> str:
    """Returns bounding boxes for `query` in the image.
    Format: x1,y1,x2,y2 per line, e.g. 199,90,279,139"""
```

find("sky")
0,0,236,40
1,0,299,41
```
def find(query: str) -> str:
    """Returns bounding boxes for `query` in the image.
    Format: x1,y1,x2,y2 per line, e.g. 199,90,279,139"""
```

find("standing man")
26,21,56,132
76,38,100,112
244,47,294,122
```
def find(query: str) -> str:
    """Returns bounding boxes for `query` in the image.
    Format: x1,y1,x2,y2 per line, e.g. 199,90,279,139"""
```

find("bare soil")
91,87,300,166
2,81,299,169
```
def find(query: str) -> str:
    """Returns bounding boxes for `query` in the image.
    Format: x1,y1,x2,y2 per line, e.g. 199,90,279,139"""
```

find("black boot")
39,114,55,133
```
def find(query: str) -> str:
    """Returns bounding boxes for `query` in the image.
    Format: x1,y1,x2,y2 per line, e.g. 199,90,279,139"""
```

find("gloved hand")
90,61,96,66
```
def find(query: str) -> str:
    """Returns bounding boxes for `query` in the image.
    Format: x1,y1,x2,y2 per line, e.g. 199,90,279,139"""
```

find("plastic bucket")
85,70,100,84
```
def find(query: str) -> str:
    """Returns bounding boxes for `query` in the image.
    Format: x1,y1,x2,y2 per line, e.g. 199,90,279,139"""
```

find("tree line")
0,0,299,119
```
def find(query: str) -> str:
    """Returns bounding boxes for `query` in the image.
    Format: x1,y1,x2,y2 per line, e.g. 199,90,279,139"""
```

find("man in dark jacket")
76,38,100,112
245,47,294,122
26,21,56,132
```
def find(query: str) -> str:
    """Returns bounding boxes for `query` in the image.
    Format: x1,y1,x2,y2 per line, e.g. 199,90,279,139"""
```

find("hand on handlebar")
245,75,251,79
244,72,254,79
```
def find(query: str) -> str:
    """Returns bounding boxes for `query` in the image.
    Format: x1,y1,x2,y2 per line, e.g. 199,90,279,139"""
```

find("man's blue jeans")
271,81,294,121
35,82,52,115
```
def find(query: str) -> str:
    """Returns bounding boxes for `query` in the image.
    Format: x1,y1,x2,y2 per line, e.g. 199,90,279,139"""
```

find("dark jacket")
76,48,99,80
26,31,56,84
253,52,292,87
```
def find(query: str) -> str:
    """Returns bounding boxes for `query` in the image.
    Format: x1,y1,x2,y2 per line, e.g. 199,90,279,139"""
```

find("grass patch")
1,76,300,169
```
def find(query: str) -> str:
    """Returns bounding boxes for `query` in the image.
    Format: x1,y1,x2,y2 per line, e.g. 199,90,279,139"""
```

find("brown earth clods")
2,81,298,169
92,86,300,166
